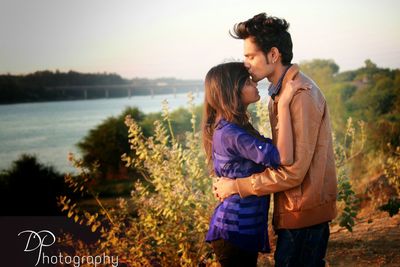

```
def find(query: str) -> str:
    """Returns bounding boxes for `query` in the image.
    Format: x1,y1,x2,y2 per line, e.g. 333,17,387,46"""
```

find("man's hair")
231,13,293,65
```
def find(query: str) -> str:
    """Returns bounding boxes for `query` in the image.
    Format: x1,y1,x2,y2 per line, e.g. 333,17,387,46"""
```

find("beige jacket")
236,64,338,229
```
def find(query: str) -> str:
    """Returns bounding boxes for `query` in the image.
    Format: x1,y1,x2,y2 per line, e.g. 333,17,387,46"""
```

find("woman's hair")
230,13,293,65
202,62,264,172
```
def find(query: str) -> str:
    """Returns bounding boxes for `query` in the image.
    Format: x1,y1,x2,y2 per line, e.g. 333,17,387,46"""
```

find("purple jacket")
206,119,280,252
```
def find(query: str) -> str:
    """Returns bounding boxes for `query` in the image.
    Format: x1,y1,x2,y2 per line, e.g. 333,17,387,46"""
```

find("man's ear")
270,47,280,64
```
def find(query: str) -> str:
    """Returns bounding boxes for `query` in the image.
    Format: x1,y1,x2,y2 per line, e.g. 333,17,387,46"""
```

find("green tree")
345,62,399,150
77,107,147,179
300,59,339,90
0,154,68,215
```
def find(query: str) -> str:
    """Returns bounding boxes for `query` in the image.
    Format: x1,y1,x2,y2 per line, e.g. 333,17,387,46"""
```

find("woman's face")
240,78,260,106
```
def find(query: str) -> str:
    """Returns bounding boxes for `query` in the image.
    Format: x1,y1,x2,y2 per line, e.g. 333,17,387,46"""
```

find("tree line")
0,70,200,104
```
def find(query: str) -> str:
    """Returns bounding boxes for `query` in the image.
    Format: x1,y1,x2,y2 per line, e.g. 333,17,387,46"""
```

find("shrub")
58,93,217,266
333,118,366,231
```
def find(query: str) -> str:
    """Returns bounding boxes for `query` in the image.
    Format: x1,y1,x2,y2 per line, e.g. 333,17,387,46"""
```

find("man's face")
243,37,271,82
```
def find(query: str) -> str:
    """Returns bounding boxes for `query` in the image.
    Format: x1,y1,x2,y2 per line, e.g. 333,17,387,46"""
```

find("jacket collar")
268,64,292,100
272,64,300,103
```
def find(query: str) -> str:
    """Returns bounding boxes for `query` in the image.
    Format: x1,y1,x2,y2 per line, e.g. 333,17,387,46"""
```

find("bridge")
45,81,204,100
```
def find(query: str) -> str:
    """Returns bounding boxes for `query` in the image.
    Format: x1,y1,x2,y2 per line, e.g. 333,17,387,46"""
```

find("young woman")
202,62,309,266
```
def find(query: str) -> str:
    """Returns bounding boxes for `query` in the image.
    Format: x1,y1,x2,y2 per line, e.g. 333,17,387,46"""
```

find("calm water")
0,92,204,173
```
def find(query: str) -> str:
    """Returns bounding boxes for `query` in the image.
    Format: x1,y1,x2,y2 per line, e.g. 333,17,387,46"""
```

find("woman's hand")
279,80,311,106
213,178,238,201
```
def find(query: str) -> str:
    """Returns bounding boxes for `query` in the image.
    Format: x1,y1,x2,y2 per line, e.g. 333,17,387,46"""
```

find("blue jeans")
274,222,330,267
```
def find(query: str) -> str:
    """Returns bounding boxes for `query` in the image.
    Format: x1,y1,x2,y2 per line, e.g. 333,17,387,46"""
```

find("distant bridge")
45,82,204,99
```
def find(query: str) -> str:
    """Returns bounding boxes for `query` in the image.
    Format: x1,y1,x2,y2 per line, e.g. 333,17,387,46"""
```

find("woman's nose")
244,60,251,69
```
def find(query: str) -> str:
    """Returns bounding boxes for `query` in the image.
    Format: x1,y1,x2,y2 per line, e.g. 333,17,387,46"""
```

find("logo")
18,230,56,266
17,229,119,267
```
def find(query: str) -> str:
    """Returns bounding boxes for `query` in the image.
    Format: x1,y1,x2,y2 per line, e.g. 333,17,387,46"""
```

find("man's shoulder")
293,72,326,113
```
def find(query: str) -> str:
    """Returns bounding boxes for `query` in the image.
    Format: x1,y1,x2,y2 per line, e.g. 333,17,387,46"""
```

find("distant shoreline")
0,70,203,105
0,87,204,105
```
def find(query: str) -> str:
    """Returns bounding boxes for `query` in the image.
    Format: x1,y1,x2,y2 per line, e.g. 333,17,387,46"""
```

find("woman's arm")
276,80,310,165
276,101,293,165
226,127,280,169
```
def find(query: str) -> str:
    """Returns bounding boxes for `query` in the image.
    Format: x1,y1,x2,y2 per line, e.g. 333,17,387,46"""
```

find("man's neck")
269,64,288,86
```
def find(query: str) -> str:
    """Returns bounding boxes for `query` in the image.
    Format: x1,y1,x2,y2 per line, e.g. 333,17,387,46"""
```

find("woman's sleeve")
222,126,280,168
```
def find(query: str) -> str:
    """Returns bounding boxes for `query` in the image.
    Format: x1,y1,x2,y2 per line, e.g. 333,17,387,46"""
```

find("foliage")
0,154,67,215
77,107,147,179
58,93,217,266
301,59,400,153
77,105,203,180
299,59,339,90
58,154,113,233
254,98,271,138
378,145,400,217
339,61,400,151
384,146,400,196
333,118,366,231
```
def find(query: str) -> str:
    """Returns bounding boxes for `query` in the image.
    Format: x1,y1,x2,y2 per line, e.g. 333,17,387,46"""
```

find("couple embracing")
202,13,337,267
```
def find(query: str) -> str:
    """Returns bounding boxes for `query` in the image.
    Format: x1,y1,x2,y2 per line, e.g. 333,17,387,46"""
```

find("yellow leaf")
91,224,98,232
67,210,74,218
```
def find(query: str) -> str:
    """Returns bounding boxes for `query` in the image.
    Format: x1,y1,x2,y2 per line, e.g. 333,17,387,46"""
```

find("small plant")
333,118,366,231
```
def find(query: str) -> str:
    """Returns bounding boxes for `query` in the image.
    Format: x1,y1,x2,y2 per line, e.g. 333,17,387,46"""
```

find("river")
0,92,205,173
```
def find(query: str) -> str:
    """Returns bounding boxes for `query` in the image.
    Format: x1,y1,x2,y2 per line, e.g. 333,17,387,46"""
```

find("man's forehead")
244,38,261,54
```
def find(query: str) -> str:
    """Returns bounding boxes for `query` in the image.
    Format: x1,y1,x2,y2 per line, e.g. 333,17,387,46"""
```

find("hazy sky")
1,0,399,79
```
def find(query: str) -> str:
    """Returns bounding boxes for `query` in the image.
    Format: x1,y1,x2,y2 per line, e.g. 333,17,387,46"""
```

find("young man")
213,13,338,266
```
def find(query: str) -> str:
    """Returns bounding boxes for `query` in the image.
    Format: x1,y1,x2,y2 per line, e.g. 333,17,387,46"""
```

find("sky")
1,0,399,80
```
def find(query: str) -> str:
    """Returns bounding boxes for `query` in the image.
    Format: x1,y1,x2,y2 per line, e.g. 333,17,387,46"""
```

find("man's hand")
213,178,239,201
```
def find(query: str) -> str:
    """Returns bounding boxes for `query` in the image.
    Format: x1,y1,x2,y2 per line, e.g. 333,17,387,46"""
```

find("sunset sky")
1,0,399,79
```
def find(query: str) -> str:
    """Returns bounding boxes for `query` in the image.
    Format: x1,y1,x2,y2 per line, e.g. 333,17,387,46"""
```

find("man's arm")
235,91,323,197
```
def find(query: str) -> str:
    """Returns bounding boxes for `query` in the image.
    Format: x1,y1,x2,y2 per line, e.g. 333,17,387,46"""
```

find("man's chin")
251,75,264,83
